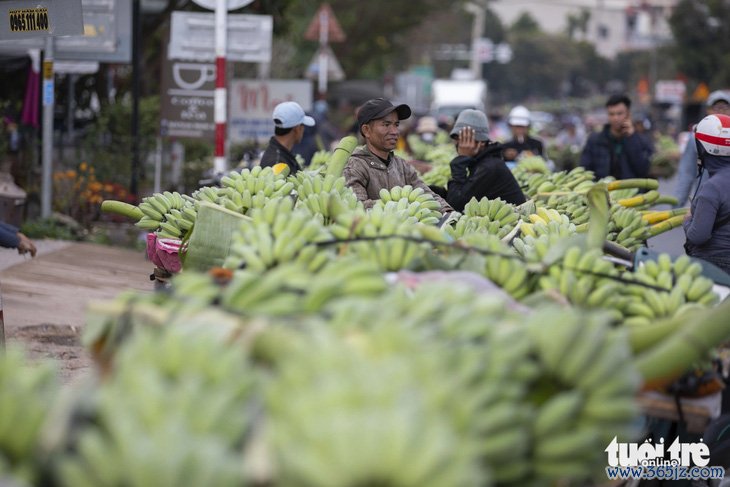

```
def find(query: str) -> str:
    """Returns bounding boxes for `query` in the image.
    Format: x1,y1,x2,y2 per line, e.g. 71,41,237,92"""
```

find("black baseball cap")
357,98,411,135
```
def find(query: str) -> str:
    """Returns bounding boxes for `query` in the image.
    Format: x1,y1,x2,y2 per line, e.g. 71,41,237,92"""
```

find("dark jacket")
344,145,452,213
580,125,653,179
260,137,300,174
0,222,20,249
683,154,730,273
502,136,544,159
447,143,526,212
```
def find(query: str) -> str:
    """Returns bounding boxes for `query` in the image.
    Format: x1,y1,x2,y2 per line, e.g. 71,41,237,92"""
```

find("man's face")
363,111,400,154
709,101,730,116
294,124,305,143
607,102,630,133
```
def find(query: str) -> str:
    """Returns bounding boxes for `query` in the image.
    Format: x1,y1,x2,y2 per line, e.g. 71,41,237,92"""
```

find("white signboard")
168,12,272,63
229,79,313,142
655,80,686,105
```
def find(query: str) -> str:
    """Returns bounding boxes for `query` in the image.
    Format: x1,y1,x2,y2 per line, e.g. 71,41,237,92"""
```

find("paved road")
0,241,153,383
645,175,686,258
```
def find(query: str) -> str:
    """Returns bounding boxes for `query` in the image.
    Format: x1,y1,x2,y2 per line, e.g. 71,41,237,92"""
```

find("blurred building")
490,0,678,59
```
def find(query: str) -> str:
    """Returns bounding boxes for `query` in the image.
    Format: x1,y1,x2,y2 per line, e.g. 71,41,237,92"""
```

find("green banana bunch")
526,307,641,483
420,162,452,188
56,326,252,487
445,197,520,239
458,233,534,299
512,219,577,263
299,188,363,225
542,193,590,226
617,253,718,325
330,206,429,272
290,171,346,200
308,149,332,171
537,245,621,314
375,185,443,225
607,205,649,251
135,191,191,238
0,347,59,484
224,197,333,272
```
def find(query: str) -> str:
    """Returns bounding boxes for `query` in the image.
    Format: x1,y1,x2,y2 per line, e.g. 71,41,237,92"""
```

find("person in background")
683,113,730,275
446,109,526,212
414,116,439,144
260,101,315,174
343,98,452,212
674,90,730,207
502,105,545,162
579,93,653,180
0,222,36,257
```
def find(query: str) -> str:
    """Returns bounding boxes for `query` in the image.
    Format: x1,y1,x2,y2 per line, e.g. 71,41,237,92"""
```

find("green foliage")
669,0,730,88
20,217,85,241
80,96,160,186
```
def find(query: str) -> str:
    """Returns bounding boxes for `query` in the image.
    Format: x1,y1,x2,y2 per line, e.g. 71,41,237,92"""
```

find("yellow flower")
79,162,88,172
66,170,76,178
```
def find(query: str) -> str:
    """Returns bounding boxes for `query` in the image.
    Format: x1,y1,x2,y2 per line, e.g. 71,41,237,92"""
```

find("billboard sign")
160,58,216,140
229,79,312,142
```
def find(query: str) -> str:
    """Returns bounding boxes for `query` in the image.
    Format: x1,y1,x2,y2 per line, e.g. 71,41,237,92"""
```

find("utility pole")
465,1,486,80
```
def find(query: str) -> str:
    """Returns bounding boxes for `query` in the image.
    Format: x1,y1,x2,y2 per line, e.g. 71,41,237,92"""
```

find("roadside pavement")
0,241,153,383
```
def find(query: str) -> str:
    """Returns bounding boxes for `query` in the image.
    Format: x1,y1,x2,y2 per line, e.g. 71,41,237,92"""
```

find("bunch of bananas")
513,209,576,262
537,246,622,315
527,307,641,482
265,326,484,487
330,206,429,272
308,149,332,171
219,165,293,197
616,254,718,325
375,185,442,225
55,326,253,487
135,191,196,239
290,171,346,200
224,196,333,272
446,197,520,239
299,189,362,225
541,193,590,225
220,257,388,316
607,205,649,251
0,347,59,485
514,165,595,198
420,162,451,188
458,233,534,299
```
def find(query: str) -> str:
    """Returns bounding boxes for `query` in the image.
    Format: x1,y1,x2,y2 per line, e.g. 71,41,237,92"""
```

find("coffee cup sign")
160,59,216,140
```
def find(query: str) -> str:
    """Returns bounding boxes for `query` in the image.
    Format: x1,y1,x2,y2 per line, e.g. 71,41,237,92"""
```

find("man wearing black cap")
344,98,452,212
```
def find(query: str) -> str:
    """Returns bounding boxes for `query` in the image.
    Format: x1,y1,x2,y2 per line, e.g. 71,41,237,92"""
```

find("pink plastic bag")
146,233,183,273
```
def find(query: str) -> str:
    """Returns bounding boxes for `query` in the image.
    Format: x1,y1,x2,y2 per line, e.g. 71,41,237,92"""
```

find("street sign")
160,57,216,140
168,12,272,63
0,0,132,63
191,0,254,11
655,80,686,105
229,79,312,142
305,45,344,82
0,0,83,40
304,3,345,42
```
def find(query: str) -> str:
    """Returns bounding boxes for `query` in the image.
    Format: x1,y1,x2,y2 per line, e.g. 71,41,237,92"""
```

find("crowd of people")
259,88,730,275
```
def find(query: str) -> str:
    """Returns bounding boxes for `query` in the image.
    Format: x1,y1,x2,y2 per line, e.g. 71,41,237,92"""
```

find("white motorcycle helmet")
508,105,531,127
695,113,730,157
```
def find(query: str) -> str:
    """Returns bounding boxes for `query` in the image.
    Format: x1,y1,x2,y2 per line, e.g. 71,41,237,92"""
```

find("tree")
669,0,730,88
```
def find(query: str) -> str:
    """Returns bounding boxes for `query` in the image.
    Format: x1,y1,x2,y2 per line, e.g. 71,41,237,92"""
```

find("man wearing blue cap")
260,101,316,174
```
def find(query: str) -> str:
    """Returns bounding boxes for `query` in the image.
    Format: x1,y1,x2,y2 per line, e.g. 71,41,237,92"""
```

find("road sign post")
304,3,345,99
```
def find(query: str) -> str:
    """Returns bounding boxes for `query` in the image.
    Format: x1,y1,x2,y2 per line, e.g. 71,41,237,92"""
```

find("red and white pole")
214,0,227,174
317,7,329,98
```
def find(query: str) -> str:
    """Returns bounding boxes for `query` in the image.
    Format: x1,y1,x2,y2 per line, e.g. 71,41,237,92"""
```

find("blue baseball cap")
272,101,315,129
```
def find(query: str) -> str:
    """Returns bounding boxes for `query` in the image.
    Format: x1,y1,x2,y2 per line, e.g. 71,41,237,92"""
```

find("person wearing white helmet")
579,94,653,180
502,105,545,162
683,113,730,275
674,89,730,207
